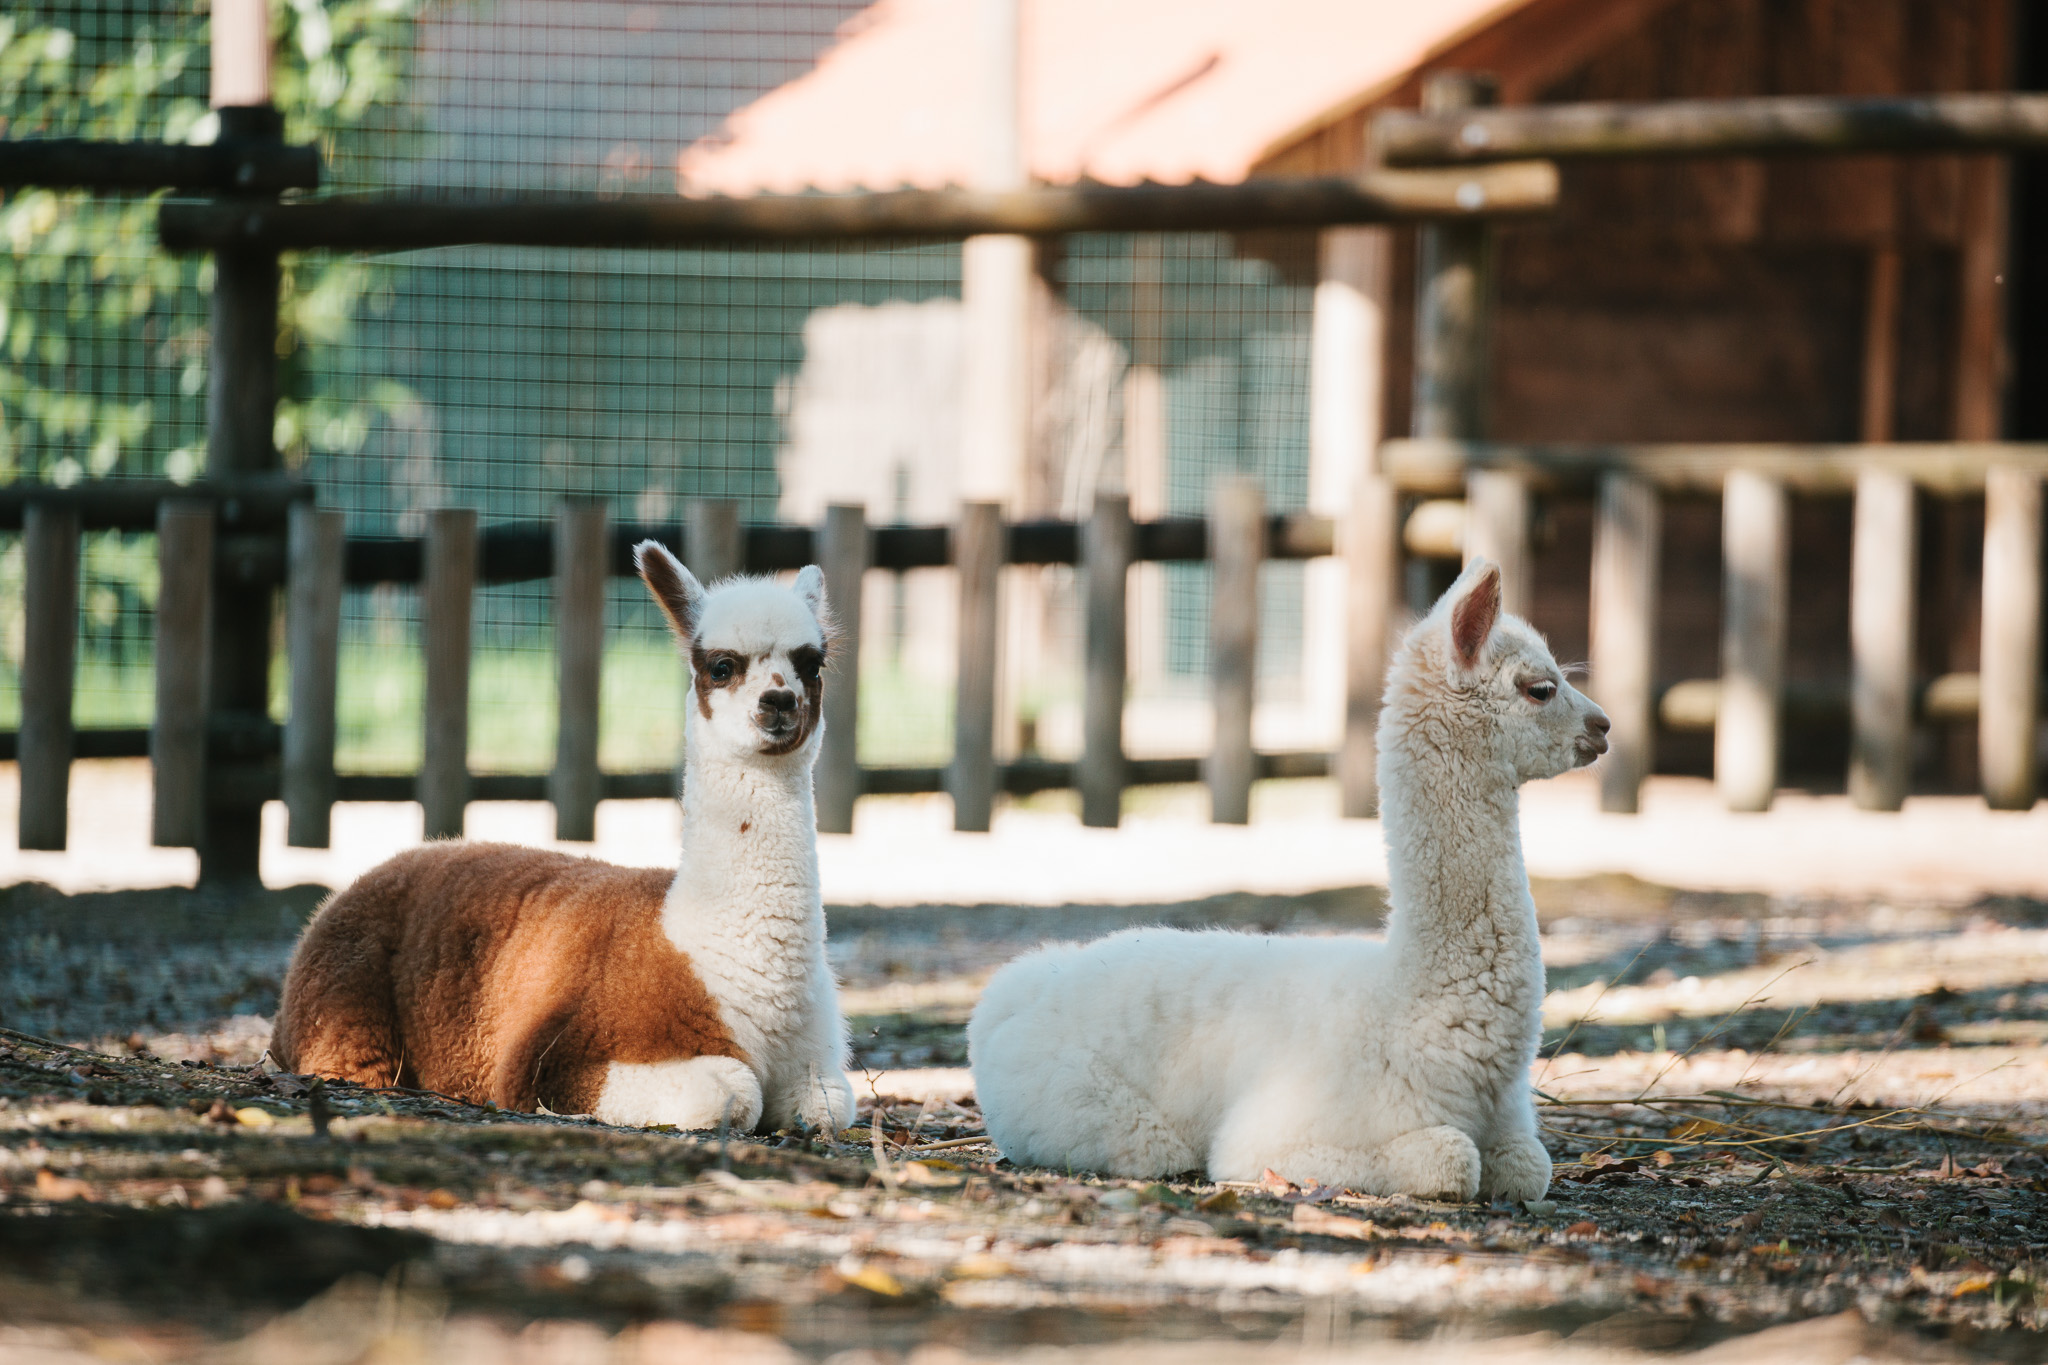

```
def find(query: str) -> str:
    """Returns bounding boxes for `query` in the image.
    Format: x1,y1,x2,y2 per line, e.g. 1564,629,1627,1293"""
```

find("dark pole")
199,104,285,886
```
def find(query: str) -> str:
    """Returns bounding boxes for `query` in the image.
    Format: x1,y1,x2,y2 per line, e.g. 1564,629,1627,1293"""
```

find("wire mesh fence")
2,0,1322,777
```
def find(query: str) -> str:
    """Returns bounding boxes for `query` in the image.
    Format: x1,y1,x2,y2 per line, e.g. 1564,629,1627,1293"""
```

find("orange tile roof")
677,0,1538,193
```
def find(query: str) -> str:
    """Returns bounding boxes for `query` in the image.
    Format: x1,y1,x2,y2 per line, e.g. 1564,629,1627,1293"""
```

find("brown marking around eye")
690,646,749,720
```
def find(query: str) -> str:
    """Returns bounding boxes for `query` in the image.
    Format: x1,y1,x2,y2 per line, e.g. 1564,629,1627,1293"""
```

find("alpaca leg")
768,1064,855,1136
1480,1096,1553,1201
272,965,407,1090
982,1051,1200,1176
592,1055,763,1131
1216,1125,1482,1201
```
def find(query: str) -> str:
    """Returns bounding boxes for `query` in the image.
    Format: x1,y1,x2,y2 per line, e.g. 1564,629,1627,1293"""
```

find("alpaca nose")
760,688,797,716
1587,710,1611,735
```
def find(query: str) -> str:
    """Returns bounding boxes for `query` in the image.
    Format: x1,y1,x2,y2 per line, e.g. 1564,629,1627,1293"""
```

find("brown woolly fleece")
271,842,737,1114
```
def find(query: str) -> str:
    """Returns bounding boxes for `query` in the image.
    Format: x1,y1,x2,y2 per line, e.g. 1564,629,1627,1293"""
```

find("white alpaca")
966,560,1607,1200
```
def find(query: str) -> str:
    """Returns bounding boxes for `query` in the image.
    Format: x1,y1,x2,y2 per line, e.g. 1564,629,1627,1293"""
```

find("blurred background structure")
0,0,2043,884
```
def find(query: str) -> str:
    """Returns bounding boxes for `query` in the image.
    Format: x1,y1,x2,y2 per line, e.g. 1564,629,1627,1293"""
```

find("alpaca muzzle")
757,688,800,739
1575,710,1612,763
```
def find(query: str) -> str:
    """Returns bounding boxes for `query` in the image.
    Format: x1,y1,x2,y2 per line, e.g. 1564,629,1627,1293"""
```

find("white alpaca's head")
1386,558,1610,784
634,541,832,764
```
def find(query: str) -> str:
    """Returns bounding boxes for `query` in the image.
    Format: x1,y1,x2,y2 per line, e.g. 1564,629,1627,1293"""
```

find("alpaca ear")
793,564,827,621
1449,560,1501,670
634,540,704,645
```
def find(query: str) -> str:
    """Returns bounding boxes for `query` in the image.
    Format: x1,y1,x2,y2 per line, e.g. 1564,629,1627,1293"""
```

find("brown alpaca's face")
633,544,832,762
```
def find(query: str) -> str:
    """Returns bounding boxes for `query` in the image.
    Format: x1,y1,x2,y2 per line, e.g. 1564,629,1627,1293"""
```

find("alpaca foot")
1481,1135,1553,1202
1377,1125,1483,1202
777,1066,856,1135
593,1055,763,1131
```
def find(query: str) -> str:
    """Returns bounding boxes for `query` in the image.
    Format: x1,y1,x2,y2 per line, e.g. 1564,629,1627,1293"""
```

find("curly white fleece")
967,559,1608,1201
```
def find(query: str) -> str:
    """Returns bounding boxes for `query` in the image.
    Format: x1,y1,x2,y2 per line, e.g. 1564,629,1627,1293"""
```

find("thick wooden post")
1080,493,1133,828
419,507,477,839
1716,471,1789,813
551,500,607,842
1981,466,2042,810
1410,73,1520,615
1207,476,1264,826
282,503,343,848
199,102,285,883
19,503,80,851
950,502,1003,832
815,504,867,834
1464,471,1530,618
1341,473,1399,816
1848,470,1917,811
1590,474,1661,814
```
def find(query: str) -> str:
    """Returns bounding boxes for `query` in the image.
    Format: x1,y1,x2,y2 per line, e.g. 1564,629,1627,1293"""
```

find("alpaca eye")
1525,681,1556,703
792,648,821,683
708,659,733,683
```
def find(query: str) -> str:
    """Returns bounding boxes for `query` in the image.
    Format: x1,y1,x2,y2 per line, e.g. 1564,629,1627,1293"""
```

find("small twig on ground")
871,1106,899,1192
906,1133,993,1152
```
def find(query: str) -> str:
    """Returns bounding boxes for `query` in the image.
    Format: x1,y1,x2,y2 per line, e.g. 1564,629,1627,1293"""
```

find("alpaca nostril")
760,688,797,716
1587,712,1612,734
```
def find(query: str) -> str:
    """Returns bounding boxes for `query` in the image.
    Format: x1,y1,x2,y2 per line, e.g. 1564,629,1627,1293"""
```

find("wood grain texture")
1979,467,2041,810
1716,470,1789,812
19,503,80,851
419,508,478,839
1591,474,1661,814
815,503,867,835
1206,477,1265,826
283,504,343,848
550,500,608,842
949,502,1003,833
1079,494,1133,828
1849,470,1917,810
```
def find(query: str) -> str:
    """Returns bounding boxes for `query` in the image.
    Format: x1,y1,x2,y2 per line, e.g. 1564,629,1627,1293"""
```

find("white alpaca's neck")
1377,710,1538,995
664,719,823,946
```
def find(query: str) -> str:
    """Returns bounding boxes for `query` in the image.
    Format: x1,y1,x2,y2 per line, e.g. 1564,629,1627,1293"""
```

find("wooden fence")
6,478,1347,853
7,87,2048,877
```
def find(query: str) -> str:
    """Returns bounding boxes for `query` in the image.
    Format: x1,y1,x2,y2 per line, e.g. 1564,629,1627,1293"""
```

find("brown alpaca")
270,548,855,1132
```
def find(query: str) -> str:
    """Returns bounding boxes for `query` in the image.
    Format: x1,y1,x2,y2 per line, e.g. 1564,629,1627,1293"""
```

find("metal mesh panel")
4,0,1324,772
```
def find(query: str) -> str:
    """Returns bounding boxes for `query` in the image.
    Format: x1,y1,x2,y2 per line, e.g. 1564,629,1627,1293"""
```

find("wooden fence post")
1341,472,1398,817
19,502,79,851
816,503,867,835
153,501,215,848
419,507,477,839
1849,469,1917,811
1410,72,1521,615
679,498,743,793
282,503,343,847
551,500,607,842
1080,493,1133,828
1207,476,1265,825
1590,473,1661,814
950,501,1003,832
1981,466,2042,810
1716,470,1788,813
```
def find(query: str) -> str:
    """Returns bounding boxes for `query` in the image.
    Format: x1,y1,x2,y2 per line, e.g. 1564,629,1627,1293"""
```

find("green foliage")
0,1,424,703
0,0,422,490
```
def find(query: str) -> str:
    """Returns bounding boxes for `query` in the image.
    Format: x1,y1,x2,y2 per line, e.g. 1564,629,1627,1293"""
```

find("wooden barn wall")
1261,0,2013,786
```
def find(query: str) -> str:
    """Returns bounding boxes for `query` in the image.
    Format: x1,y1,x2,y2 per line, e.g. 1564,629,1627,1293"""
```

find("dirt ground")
5,874,2048,1363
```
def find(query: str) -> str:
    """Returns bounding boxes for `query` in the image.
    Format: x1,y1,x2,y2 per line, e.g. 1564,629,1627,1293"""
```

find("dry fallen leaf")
425,1188,460,1210
950,1254,1015,1280
1291,1204,1376,1240
840,1264,905,1297
1257,1169,1294,1196
1195,1189,1240,1215
1668,1118,1729,1141
35,1169,94,1202
1951,1275,1999,1297
234,1107,275,1129
1565,1220,1599,1237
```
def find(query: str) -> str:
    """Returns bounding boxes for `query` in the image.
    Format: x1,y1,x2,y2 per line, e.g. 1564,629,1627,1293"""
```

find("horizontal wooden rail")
156,164,1558,254
356,754,1331,802
1382,440,2048,496
1376,93,2048,167
0,137,320,193
0,477,312,532
331,512,1337,585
